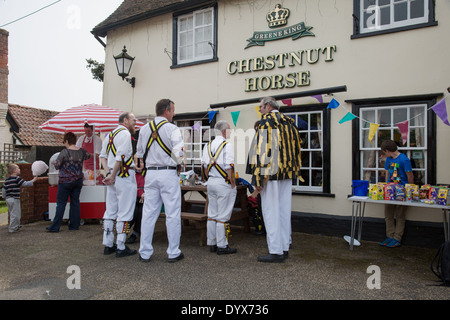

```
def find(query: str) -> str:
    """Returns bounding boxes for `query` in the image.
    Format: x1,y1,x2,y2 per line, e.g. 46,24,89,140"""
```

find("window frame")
174,111,216,175
352,0,437,39
350,94,439,185
282,104,333,197
172,4,218,68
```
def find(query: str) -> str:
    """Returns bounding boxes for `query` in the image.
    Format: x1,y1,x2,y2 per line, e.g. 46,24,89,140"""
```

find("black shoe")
139,255,151,262
217,246,237,255
257,253,285,263
103,244,117,255
126,234,137,244
116,246,137,258
168,252,184,263
209,245,217,253
283,251,289,259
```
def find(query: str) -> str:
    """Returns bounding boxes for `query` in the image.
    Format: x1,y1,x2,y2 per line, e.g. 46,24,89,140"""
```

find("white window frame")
359,104,428,184
178,124,212,173
177,7,214,65
360,0,429,34
285,110,324,192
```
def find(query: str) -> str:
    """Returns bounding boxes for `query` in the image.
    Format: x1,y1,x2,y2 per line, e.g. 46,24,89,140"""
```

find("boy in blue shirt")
380,140,414,248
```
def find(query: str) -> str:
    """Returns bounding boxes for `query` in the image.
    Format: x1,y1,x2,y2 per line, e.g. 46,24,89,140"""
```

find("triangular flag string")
327,91,450,127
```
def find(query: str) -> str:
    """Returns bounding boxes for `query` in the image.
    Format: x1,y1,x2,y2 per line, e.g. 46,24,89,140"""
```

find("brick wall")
8,163,49,224
0,29,8,104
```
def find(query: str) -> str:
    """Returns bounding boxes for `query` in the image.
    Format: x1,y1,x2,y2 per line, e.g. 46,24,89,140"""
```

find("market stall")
39,104,144,221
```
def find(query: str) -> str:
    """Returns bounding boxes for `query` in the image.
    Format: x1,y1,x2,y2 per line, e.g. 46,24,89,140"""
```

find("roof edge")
92,0,215,38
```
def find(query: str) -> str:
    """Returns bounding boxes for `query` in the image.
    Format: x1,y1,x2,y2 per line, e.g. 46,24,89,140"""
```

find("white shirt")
136,117,184,167
100,125,134,170
201,136,234,178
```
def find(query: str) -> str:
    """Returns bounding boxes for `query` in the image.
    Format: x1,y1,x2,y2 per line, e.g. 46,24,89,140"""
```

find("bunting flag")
281,99,292,106
431,97,450,126
327,98,340,109
368,123,380,142
231,111,240,126
312,95,323,104
192,121,201,133
208,110,218,123
255,106,261,118
397,120,409,145
339,112,357,124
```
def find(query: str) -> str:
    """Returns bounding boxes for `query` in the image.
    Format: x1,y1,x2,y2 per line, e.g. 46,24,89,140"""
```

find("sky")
0,0,124,112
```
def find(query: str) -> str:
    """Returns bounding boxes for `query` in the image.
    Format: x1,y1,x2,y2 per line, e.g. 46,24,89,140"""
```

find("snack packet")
395,184,406,201
437,188,448,206
384,183,396,201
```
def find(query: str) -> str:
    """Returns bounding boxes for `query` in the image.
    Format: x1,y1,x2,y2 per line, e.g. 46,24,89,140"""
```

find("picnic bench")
160,184,250,246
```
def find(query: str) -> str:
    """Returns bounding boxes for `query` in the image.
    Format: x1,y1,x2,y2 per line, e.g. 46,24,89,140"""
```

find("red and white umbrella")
39,104,145,134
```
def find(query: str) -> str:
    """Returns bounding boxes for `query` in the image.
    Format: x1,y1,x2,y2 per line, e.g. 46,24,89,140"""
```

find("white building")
92,0,450,244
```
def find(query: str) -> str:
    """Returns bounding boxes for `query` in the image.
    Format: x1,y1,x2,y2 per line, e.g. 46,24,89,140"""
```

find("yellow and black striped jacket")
246,111,302,187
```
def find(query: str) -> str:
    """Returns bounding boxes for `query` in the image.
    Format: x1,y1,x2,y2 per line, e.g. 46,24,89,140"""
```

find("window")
173,6,217,67
175,117,212,176
350,95,439,186
283,105,331,194
352,0,436,38
359,104,427,184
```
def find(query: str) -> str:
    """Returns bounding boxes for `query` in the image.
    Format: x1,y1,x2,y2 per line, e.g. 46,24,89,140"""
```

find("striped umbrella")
39,104,145,134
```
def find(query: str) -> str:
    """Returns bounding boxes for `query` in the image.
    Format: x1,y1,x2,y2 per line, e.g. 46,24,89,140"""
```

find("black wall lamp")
114,45,135,88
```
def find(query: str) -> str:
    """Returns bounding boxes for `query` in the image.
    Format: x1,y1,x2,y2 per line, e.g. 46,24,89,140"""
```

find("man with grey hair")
247,97,302,262
201,120,237,255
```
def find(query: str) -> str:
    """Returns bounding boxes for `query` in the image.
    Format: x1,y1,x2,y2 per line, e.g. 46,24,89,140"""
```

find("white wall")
101,0,450,222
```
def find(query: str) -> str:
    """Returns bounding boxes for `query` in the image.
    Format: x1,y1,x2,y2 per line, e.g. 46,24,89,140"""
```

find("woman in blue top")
46,132,90,232
379,140,414,248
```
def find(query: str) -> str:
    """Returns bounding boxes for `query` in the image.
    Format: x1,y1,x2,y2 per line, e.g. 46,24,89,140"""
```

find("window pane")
410,127,424,147
393,108,407,123
311,151,322,167
310,132,321,149
379,109,391,125
301,151,310,167
410,150,425,168
380,6,391,25
299,170,309,186
311,170,323,186
394,2,408,22
298,114,309,130
363,150,377,168
411,0,425,18
377,129,392,147
363,170,377,183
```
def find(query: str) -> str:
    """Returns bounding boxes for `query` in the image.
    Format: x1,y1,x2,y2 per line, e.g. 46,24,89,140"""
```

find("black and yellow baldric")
119,154,133,178
141,120,172,177
106,128,126,157
206,140,231,184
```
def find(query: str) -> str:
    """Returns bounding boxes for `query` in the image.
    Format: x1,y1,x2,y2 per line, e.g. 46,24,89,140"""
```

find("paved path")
0,218,449,305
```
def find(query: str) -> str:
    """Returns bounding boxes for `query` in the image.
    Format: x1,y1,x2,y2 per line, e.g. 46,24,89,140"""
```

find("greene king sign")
245,4,314,49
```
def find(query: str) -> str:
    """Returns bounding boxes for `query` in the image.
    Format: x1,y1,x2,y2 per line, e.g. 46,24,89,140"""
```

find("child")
2,164,37,233
379,140,414,248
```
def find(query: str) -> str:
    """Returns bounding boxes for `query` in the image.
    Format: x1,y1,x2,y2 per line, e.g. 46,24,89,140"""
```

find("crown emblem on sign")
266,4,290,28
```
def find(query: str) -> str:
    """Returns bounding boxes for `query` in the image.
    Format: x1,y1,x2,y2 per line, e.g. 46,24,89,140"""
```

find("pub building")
92,0,450,246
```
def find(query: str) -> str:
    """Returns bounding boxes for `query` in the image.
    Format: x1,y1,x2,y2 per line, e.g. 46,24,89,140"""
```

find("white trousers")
207,177,237,248
139,169,181,259
103,171,137,250
260,179,292,255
